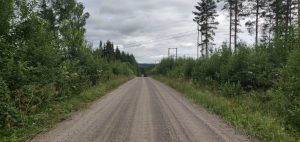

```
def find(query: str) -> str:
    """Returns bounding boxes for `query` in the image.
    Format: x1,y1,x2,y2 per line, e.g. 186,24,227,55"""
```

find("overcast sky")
78,0,254,63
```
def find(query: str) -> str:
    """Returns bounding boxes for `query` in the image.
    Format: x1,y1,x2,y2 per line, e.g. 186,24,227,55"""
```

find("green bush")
152,35,300,134
220,82,243,97
0,0,138,137
279,48,300,131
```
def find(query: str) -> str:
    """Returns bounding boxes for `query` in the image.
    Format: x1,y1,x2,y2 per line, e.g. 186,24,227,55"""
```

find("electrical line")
125,30,196,47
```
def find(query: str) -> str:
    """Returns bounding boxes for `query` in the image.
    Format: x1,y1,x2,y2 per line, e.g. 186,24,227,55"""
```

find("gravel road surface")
31,77,255,142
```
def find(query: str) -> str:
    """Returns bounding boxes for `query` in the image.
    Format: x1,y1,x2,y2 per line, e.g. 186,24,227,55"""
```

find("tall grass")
155,76,299,142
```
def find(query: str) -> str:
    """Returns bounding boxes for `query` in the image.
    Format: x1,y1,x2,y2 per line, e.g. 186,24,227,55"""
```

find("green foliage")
156,76,299,142
193,0,219,57
152,30,300,139
0,0,138,140
278,48,300,131
220,82,243,97
0,0,14,37
1,76,133,142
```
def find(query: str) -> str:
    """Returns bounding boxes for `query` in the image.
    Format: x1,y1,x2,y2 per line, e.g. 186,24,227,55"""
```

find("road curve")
31,77,255,142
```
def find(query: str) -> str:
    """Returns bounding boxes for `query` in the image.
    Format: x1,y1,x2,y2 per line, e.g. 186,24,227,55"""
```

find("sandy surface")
30,77,256,142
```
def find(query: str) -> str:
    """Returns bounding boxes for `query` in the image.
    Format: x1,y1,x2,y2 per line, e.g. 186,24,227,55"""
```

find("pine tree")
245,0,267,45
232,0,245,51
260,0,297,42
284,0,298,34
218,0,243,51
272,0,285,35
193,0,219,57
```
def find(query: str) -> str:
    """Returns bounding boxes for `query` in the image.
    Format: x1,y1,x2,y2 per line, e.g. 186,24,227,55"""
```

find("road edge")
6,76,135,142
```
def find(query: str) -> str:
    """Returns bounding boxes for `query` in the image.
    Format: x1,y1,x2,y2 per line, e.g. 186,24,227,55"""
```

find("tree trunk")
255,0,259,46
201,33,204,57
197,24,199,58
229,4,232,51
206,22,208,58
298,0,300,42
285,0,290,34
275,0,279,34
234,0,238,51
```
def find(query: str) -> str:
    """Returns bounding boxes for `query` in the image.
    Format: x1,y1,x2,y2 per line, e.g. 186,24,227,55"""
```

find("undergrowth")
0,76,133,142
155,76,299,142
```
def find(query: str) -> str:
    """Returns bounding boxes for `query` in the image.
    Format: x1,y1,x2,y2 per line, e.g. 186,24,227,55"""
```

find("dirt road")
31,77,255,142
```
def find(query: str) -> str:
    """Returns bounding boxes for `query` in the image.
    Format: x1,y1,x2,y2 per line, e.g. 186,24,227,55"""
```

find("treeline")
193,0,300,57
0,0,137,137
97,40,137,66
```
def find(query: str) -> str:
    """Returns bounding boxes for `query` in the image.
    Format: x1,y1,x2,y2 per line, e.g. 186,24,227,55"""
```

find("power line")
125,30,196,47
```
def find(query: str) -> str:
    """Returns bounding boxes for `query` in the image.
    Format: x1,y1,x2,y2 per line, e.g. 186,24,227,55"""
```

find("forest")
0,0,138,140
1,0,300,141
152,0,300,141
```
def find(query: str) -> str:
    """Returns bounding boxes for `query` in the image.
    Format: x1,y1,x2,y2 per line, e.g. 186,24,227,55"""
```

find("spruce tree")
115,47,121,60
193,0,219,57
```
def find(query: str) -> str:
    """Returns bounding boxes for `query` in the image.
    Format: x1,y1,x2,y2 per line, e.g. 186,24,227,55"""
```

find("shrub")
220,82,243,97
278,48,300,130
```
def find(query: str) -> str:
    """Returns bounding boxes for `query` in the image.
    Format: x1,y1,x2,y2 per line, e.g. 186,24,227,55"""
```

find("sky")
78,0,254,63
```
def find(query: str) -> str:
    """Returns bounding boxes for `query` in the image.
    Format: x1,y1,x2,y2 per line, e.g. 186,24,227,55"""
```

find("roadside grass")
0,76,134,142
154,76,299,142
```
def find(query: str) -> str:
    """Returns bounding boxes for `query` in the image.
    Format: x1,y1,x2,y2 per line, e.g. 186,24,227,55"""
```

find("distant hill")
138,63,156,69
138,64,156,77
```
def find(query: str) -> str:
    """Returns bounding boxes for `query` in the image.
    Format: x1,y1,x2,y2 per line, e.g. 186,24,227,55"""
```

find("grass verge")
0,76,134,142
154,76,299,142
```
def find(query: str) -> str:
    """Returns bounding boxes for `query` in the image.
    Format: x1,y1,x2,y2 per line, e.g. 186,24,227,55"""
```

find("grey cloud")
78,0,253,63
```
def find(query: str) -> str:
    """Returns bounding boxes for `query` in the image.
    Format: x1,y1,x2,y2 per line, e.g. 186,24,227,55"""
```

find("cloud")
78,0,253,63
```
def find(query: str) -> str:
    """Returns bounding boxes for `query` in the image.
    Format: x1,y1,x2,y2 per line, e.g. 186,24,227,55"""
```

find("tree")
0,0,14,38
283,0,298,34
115,46,121,60
269,0,286,36
259,0,298,45
57,1,90,59
245,0,267,45
121,51,127,62
218,0,244,51
0,0,139,138
232,0,245,50
99,40,103,50
193,0,219,57
39,0,56,31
